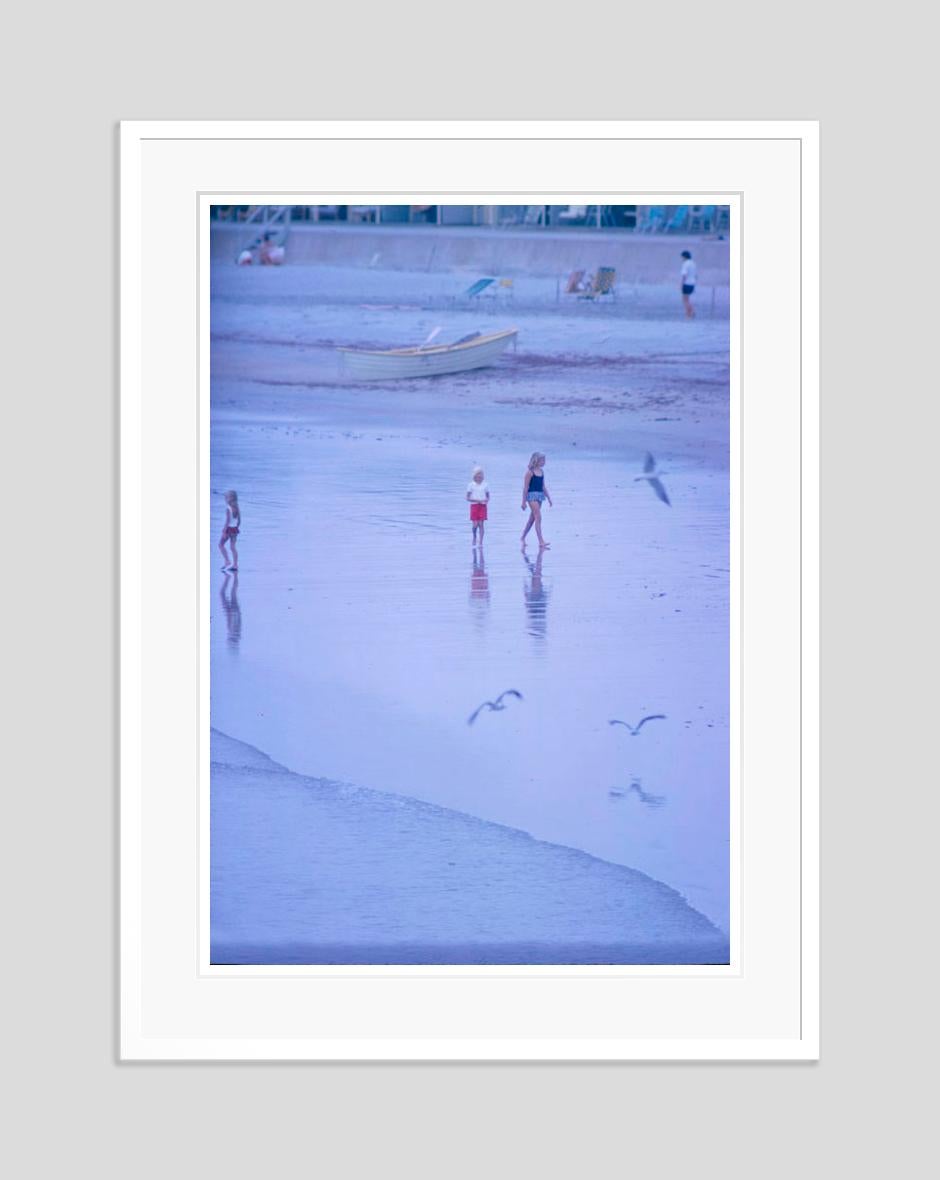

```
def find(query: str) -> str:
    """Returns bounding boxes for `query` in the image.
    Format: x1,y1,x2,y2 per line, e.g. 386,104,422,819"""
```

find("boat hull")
338,329,517,380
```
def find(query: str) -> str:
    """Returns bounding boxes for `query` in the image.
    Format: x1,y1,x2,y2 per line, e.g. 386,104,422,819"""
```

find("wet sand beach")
211,730,728,965
211,259,730,953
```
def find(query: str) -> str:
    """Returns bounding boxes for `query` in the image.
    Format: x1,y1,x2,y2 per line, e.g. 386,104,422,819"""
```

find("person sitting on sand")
521,452,552,548
259,232,286,266
218,490,241,571
237,237,261,266
466,465,490,547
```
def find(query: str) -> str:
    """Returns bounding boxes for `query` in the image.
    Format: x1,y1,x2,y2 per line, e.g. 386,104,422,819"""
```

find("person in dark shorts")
521,452,553,549
680,250,697,319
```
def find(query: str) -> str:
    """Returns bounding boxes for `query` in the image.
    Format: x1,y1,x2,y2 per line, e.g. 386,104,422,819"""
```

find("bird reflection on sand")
609,778,667,808
630,778,666,807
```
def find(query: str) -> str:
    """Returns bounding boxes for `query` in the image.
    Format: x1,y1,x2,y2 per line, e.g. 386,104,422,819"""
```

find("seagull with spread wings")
467,689,524,726
634,451,671,506
608,715,667,736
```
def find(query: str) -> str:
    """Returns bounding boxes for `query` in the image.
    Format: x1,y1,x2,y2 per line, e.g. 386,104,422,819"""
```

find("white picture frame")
121,120,818,1060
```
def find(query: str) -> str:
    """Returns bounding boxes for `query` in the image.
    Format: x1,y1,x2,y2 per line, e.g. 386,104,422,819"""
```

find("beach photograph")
209,203,732,965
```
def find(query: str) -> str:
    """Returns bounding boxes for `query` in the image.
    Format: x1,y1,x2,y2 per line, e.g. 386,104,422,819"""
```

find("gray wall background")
6,2,934,1175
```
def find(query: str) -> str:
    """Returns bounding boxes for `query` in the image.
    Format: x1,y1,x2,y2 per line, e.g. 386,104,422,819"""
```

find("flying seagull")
608,715,667,736
634,452,671,506
468,690,523,725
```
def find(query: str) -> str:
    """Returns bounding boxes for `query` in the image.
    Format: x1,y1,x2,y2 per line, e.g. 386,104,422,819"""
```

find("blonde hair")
225,490,240,520
528,452,545,471
472,466,484,479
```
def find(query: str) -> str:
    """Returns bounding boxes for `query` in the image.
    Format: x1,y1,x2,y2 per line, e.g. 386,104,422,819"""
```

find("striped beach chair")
578,267,617,300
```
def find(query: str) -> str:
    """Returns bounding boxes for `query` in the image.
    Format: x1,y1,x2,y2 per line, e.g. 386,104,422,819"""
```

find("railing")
243,205,291,233
214,204,730,235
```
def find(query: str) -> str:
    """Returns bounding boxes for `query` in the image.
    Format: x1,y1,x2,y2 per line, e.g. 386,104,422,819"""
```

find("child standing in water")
218,490,241,571
521,452,552,548
466,466,490,547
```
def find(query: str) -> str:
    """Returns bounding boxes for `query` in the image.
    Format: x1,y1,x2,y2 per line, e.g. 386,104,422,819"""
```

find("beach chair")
464,277,496,299
578,267,617,301
564,269,587,294
687,205,716,233
637,205,668,233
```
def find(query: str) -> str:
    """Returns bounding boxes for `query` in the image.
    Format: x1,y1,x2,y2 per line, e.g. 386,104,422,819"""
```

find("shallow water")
211,729,729,964
211,396,729,930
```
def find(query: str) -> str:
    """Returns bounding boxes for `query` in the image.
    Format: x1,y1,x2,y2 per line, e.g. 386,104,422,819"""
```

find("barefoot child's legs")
531,500,549,547
469,497,487,547
228,535,238,570
218,535,230,568
521,507,535,543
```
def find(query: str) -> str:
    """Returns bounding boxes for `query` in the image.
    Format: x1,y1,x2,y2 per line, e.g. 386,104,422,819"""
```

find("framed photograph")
121,120,818,1059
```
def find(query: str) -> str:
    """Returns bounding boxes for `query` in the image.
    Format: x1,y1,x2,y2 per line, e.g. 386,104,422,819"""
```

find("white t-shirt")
680,258,697,286
467,480,490,502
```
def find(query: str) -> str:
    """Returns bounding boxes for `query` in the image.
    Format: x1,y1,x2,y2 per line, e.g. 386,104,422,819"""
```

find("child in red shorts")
466,466,490,547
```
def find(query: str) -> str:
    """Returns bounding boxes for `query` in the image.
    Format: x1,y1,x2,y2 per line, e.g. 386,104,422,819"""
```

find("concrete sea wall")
211,223,730,285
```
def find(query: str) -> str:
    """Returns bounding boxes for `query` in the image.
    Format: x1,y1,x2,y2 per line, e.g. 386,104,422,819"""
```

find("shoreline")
211,728,729,966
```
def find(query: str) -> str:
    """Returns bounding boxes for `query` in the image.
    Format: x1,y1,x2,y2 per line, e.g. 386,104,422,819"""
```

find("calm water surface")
211,415,729,929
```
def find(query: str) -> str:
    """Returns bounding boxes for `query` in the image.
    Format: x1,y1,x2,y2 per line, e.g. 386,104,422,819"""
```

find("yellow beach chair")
578,267,617,300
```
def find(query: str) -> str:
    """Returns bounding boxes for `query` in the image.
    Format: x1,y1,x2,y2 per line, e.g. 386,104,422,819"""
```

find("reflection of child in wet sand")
466,466,490,547
470,549,490,604
218,490,241,571
219,572,242,647
521,452,552,548
523,548,549,638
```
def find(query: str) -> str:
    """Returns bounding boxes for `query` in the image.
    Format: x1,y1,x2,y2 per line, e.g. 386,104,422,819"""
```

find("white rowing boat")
337,328,518,380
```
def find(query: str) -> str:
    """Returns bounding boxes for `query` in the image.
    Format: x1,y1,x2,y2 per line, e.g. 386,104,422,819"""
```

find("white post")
376,205,381,225
596,205,602,228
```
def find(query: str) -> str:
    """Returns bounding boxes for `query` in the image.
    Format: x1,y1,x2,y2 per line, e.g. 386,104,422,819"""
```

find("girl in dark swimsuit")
521,452,553,548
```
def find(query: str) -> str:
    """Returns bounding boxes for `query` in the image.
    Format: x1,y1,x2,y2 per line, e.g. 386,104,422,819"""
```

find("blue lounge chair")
464,277,496,298
639,205,668,233
664,205,690,233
